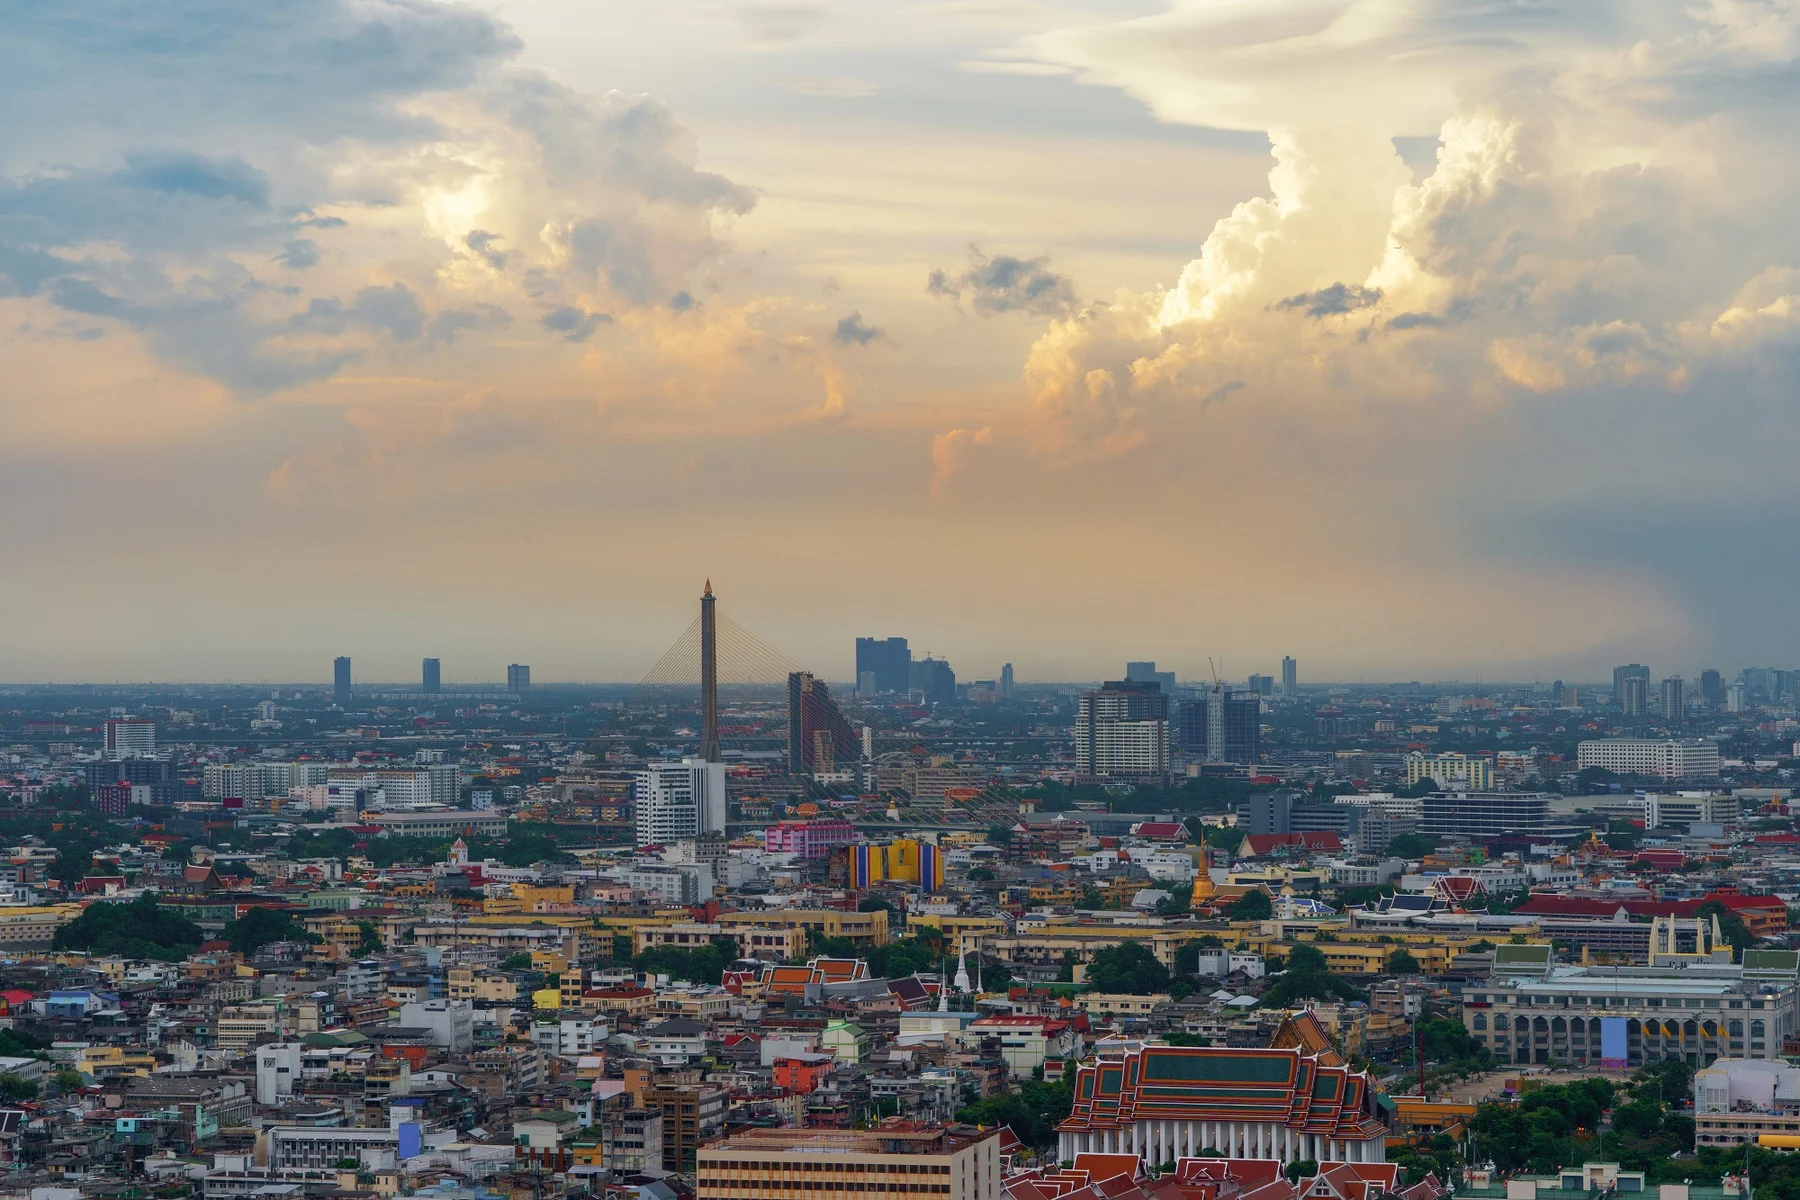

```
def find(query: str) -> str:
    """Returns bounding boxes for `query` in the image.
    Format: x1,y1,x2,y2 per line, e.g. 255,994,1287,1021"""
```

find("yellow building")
715,908,888,947
904,913,1008,956
985,923,1200,969
447,967,519,1003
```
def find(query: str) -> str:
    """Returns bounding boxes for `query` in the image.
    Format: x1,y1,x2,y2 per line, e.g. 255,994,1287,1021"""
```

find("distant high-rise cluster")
1125,660,1177,693
854,636,910,694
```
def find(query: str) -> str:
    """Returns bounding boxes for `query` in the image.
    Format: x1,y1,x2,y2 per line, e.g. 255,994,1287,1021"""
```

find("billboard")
1601,1017,1628,1068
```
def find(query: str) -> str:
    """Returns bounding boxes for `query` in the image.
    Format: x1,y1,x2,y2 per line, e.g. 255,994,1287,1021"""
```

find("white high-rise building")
634,759,728,847
1577,738,1721,779
104,719,156,760
1073,681,1169,784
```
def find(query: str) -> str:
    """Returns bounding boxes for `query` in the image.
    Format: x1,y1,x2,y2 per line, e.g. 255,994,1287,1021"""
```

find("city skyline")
7,3,1800,679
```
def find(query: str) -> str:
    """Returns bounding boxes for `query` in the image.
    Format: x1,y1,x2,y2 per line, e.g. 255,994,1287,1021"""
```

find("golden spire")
704,578,713,597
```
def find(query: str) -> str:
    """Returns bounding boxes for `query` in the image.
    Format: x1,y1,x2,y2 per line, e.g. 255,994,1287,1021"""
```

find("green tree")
1079,883,1105,910
1260,942,1363,1008
1226,889,1273,920
955,1076,1073,1148
968,867,996,882
1387,948,1420,974
1085,941,1171,994
1284,1160,1319,1182
223,907,322,956
51,1069,84,1092
52,892,203,961
500,952,534,971
1386,833,1437,858
986,823,1014,847
0,1074,36,1101
1055,951,1079,983
354,921,383,956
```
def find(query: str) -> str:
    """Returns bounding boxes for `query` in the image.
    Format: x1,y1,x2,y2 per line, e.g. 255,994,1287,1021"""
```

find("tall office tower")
1660,676,1686,723
1074,680,1169,783
1000,662,1014,698
1728,683,1748,712
1177,687,1261,763
1281,656,1298,695
910,656,957,705
854,636,911,694
788,672,860,773
633,758,728,847
1247,673,1275,697
506,664,531,693
1613,663,1650,704
104,718,156,760
1776,670,1798,704
699,581,720,763
1125,660,1177,693
421,658,441,694
1621,675,1649,716
1742,667,1771,700
1699,668,1723,705
333,656,351,706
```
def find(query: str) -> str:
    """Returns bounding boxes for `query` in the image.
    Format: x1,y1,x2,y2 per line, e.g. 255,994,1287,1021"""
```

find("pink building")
765,819,856,859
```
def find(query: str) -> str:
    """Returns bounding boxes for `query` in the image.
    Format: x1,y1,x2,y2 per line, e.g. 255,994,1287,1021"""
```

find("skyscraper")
1660,676,1685,724
788,672,860,773
507,664,531,693
1125,661,1177,693
1698,668,1723,705
1000,663,1014,698
333,656,351,706
1613,663,1650,704
909,656,957,705
1074,680,1169,783
104,718,156,760
1247,673,1275,696
1178,687,1261,763
854,637,911,693
422,658,441,694
633,758,727,847
1281,656,1298,695
1621,675,1648,716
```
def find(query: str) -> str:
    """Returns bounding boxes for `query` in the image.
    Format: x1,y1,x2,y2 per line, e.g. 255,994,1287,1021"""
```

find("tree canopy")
52,893,203,961
1226,889,1273,920
1260,943,1362,1007
223,907,322,956
1085,941,1171,994
955,1076,1072,1148
1387,948,1420,974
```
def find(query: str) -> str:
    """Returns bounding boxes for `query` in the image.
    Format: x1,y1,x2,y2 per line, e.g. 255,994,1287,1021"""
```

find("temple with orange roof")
1056,1044,1389,1166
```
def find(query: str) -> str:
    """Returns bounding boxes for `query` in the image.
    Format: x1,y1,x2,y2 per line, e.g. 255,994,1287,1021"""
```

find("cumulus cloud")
915,0,1800,663
833,311,884,345
0,0,756,395
928,247,1078,316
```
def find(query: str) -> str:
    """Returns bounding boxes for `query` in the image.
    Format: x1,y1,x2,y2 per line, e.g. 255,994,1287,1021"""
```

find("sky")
4,0,1800,686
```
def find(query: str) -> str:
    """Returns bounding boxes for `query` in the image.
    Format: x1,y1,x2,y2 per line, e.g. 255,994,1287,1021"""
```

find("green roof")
302,1031,368,1047
1744,949,1799,971
1495,944,1553,964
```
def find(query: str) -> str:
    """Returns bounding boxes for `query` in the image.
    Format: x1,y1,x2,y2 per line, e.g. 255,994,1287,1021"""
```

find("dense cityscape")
0,586,1799,1200
10,2,1800,1200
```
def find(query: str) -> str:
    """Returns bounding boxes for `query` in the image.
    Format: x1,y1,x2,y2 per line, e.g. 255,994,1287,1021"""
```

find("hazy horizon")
7,3,1800,681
